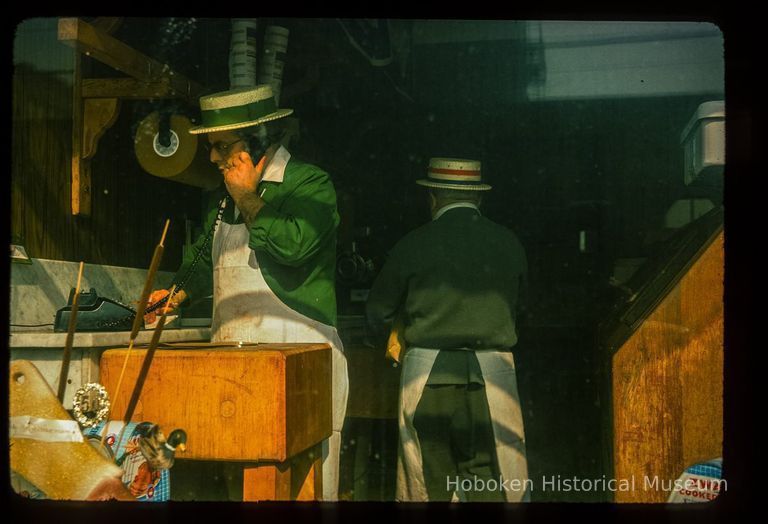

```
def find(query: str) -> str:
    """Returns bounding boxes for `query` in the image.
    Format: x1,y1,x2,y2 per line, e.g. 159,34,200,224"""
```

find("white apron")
211,205,349,502
396,347,529,502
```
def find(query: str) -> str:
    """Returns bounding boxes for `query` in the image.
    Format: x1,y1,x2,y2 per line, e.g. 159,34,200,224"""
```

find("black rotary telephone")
58,136,276,332
54,196,230,332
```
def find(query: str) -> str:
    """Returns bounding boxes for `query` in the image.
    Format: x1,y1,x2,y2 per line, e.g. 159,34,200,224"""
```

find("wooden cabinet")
601,209,724,502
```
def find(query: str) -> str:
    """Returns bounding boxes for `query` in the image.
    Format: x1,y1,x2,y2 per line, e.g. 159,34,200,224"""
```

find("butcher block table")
99,342,331,501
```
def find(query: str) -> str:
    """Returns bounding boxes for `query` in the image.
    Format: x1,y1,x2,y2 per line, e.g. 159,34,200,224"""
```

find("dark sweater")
367,205,527,351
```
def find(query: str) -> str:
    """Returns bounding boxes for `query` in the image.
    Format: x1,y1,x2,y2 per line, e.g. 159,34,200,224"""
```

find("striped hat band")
427,166,482,182
416,157,491,191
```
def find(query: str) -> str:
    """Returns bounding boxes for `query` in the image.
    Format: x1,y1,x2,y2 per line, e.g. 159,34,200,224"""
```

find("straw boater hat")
188,84,293,135
416,158,491,191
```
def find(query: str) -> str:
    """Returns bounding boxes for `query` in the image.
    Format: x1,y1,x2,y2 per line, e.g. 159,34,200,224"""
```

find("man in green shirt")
366,158,529,502
153,84,348,501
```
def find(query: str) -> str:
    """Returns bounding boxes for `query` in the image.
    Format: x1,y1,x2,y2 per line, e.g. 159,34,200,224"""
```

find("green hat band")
200,96,277,128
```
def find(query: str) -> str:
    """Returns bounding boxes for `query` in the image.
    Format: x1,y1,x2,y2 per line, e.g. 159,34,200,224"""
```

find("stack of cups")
229,19,259,88
257,26,289,104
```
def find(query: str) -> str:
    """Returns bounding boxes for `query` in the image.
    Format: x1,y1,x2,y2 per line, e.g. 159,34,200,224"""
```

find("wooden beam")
82,78,176,99
58,18,204,104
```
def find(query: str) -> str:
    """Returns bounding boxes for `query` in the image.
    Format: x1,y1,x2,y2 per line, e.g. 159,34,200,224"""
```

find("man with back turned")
366,157,530,502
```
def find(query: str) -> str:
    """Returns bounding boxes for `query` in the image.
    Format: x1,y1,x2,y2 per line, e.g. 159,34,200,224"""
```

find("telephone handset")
75,196,229,331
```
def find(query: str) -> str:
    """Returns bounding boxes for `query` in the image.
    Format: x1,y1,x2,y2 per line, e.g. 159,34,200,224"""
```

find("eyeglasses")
205,138,243,156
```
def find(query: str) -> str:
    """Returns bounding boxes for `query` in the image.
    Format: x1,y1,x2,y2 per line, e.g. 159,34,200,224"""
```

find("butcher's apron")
396,347,529,502
211,204,349,502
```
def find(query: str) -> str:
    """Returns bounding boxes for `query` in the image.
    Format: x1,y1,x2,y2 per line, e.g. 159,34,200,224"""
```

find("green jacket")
366,205,527,350
175,155,340,327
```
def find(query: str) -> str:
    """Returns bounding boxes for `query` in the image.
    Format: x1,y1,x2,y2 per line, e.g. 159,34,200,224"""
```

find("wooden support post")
294,442,323,501
242,443,323,501
70,53,89,216
243,463,292,501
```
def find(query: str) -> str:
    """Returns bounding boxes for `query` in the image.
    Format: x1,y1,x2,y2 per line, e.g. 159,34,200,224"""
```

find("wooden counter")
99,343,332,500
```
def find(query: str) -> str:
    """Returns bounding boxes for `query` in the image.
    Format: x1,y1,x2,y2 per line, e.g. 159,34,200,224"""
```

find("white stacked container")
680,101,725,185
257,25,290,104
229,19,259,88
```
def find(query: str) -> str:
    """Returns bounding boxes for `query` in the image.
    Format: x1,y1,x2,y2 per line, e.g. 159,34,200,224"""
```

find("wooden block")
99,344,332,461
9,360,134,500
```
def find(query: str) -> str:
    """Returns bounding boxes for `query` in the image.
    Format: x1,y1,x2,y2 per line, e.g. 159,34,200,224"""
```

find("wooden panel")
680,233,724,469
612,232,723,502
612,305,684,503
680,316,723,469
344,344,400,419
99,344,331,462
680,232,725,335
286,345,333,454
13,47,76,260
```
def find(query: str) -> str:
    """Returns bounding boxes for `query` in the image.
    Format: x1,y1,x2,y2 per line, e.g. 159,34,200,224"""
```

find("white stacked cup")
229,19,259,88
257,26,289,104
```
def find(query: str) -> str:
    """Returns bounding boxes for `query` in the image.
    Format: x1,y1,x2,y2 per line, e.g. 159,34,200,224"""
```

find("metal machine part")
337,242,375,286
